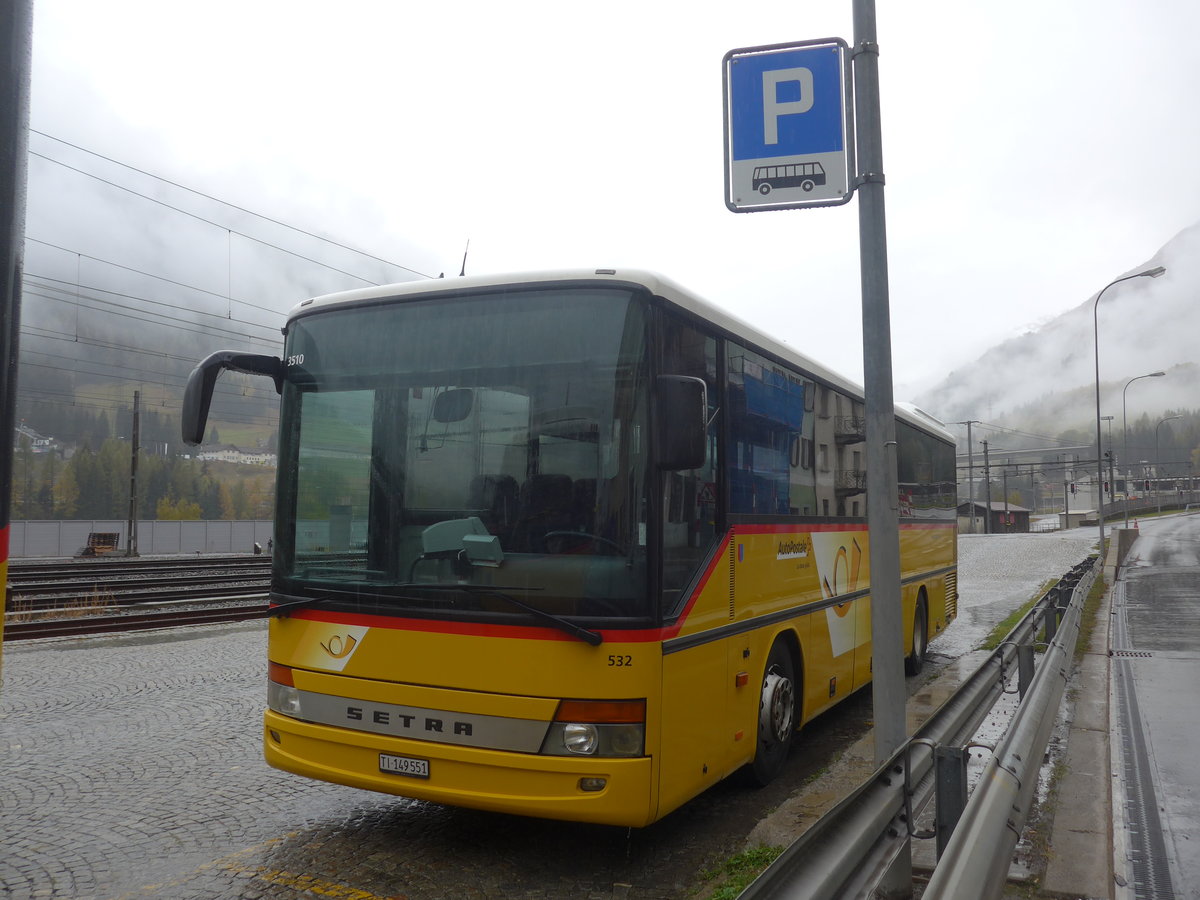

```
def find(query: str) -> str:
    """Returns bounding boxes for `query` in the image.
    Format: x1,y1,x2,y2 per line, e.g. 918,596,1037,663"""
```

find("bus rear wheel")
905,601,927,676
749,640,796,785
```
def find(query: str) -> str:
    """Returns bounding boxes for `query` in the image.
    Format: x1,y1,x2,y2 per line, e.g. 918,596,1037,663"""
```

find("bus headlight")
541,699,646,758
267,662,303,718
563,723,598,754
268,680,304,717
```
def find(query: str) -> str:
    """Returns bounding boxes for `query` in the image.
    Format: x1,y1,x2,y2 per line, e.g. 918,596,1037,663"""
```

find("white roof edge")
894,402,954,440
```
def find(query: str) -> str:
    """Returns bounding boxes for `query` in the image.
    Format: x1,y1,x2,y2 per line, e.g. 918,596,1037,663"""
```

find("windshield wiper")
392,583,604,646
270,586,452,617
270,590,364,617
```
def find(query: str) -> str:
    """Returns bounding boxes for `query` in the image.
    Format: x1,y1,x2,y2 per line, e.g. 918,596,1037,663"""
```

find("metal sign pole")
852,0,906,766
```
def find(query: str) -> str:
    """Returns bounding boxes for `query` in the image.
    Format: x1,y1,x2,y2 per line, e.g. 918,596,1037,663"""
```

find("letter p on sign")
762,67,813,145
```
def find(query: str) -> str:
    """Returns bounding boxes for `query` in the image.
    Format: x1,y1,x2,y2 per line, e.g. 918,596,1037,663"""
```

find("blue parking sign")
724,39,853,212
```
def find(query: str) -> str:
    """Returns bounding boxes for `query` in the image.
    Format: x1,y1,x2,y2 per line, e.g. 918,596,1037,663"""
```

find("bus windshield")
273,285,652,623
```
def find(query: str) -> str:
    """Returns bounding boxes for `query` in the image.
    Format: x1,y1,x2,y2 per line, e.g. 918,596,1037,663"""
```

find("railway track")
8,553,272,582
4,554,272,641
5,601,269,640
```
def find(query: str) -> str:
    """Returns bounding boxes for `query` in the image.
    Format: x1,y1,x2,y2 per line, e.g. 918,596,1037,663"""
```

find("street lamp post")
1123,371,1166,527
1093,266,1167,550
1156,415,1182,514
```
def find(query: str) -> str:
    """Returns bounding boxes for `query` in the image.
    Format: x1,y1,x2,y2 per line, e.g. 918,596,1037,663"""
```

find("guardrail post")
1042,602,1058,642
1057,586,1072,615
935,745,970,860
1017,643,1035,700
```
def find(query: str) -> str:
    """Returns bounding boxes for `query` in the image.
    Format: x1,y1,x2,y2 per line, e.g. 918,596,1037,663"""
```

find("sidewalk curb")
1040,561,1114,899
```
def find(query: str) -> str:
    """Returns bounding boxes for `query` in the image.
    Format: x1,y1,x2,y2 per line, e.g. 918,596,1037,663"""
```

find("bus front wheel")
758,183,771,195
905,601,928,676
801,180,815,192
749,640,796,785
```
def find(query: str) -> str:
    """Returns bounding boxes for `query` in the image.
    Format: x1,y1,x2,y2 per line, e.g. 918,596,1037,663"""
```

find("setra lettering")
344,704,473,736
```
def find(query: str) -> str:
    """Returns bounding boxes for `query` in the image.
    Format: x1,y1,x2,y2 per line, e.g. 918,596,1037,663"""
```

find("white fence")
8,520,275,558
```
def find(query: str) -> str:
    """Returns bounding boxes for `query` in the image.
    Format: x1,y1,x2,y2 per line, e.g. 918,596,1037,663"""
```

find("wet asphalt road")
0,532,1097,900
1112,516,1200,899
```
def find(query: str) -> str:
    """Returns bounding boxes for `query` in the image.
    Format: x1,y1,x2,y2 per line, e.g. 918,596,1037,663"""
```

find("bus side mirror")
656,375,707,471
432,388,474,423
182,351,284,446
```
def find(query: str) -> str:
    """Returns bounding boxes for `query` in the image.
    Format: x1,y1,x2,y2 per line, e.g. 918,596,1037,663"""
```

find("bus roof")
290,268,951,441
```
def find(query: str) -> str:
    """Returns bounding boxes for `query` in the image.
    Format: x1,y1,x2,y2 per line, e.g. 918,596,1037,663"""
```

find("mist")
916,219,1200,435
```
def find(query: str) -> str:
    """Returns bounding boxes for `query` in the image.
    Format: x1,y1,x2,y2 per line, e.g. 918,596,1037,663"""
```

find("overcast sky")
26,0,1200,397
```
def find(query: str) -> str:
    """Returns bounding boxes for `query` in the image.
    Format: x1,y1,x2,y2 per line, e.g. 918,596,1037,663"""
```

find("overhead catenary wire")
30,129,434,281
17,355,279,406
26,240,291,324
28,149,431,288
16,134,431,437
952,419,1084,448
22,289,279,351
22,277,283,346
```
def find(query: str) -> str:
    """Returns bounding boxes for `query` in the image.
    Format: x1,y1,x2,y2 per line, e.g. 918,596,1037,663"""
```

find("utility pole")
981,440,991,533
1002,467,1010,531
955,420,980,532
127,391,140,557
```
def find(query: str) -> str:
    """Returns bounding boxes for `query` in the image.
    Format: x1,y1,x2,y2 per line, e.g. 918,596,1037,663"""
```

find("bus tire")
758,183,772,195
801,180,815,192
749,639,797,785
905,600,928,676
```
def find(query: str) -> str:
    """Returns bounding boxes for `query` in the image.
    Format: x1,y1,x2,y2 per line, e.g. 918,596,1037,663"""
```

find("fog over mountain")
915,220,1200,436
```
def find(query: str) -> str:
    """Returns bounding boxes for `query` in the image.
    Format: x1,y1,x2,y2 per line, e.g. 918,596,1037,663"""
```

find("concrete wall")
8,520,275,558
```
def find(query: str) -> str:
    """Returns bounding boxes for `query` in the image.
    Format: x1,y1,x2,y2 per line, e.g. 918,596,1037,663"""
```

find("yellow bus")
182,269,957,827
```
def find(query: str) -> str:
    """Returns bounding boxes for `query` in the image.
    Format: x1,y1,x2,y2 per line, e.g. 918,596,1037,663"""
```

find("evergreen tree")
53,465,80,518
12,436,34,519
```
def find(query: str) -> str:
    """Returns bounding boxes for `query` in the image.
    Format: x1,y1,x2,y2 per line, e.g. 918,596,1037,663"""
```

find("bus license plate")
379,753,430,779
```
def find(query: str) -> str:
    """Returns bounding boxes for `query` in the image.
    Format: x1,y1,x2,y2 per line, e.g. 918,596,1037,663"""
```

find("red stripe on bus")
286,607,672,643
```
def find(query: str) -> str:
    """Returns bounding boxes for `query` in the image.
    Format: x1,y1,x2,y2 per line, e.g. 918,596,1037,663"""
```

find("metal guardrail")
740,556,1098,900
923,559,1096,900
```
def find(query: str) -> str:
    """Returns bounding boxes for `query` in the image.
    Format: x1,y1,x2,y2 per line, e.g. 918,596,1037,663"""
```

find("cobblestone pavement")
0,530,1100,900
0,621,873,900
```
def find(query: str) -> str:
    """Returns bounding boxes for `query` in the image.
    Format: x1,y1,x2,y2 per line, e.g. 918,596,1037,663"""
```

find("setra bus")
181,269,957,827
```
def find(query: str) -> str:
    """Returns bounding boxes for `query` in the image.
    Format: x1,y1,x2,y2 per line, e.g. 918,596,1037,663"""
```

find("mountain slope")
917,220,1200,432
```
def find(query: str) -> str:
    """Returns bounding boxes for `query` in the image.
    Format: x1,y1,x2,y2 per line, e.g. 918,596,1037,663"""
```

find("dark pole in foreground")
0,0,34,674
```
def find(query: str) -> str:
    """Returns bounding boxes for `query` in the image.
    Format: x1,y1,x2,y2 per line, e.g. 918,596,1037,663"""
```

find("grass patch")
977,579,1058,651
698,845,784,900
1073,564,1107,664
